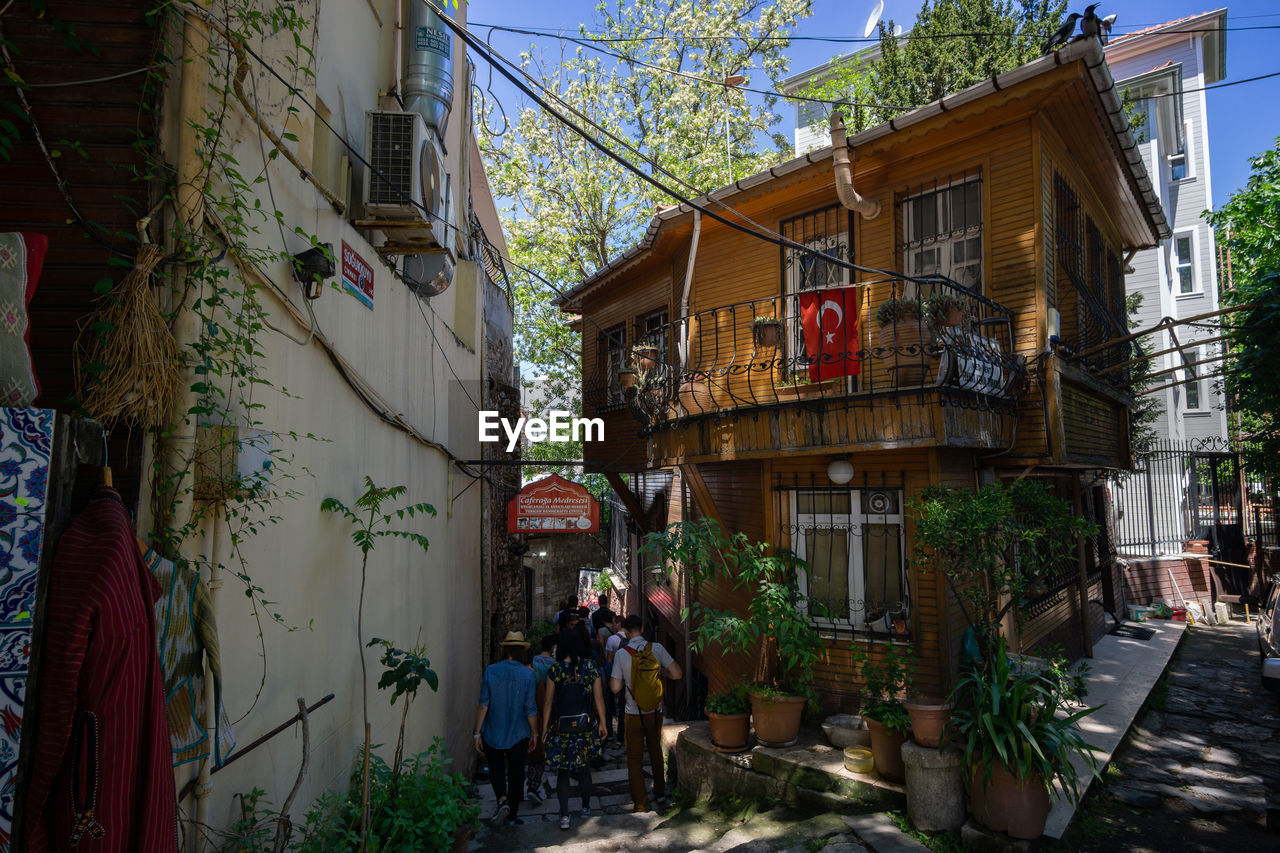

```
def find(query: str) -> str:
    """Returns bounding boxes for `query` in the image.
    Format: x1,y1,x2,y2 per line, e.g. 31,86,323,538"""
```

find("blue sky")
471,1,1279,209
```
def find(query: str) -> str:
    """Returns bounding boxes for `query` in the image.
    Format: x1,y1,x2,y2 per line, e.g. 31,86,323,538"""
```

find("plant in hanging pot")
644,519,824,748
704,682,752,752
633,344,661,372
950,638,1098,839
618,365,639,391
752,316,784,348
923,292,969,334
850,642,914,783
874,296,929,385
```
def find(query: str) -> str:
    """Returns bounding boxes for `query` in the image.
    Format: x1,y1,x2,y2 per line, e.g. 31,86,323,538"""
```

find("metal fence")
1111,437,1276,558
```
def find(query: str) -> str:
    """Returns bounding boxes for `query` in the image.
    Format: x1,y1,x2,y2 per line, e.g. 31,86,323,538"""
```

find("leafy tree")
478,0,813,476
1205,137,1280,477
796,0,1066,136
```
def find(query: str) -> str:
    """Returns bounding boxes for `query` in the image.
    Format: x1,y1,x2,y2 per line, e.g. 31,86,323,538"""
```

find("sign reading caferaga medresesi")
341,240,374,310
507,474,600,533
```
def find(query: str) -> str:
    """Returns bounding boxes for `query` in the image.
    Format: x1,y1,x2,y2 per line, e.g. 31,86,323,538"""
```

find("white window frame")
1171,230,1201,297
791,488,906,631
785,233,852,382
1183,344,1205,412
900,176,983,295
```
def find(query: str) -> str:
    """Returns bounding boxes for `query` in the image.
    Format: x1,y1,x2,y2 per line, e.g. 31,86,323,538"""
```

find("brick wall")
1122,556,1214,615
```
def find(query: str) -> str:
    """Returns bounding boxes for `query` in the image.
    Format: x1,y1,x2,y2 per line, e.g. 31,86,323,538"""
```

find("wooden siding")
1061,383,1125,467
649,392,1014,466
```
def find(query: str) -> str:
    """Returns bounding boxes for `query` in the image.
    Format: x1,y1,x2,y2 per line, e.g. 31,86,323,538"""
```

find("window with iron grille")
600,324,626,407
898,174,983,293
790,488,907,631
1086,219,1107,307
781,206,852,379
1108,252,1126,325
1055,175,1083,284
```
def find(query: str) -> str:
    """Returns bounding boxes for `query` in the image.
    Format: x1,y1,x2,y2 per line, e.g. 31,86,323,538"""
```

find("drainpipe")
170,8,213,849
829,112,880,220
678,210,702,366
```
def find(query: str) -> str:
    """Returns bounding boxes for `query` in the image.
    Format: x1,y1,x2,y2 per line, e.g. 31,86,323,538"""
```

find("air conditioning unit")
362,110,449,248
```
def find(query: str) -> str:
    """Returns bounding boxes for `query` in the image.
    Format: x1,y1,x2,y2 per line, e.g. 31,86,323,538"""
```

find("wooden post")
1073,477,1094,658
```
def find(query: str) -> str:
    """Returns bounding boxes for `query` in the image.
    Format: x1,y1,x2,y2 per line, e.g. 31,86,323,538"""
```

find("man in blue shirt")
473,632,538,825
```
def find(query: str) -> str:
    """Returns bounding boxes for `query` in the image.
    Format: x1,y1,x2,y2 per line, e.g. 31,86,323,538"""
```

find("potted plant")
644,519,824,747
951,639,1097,839
752,316,783,348
705,682,752,752
923,292,969,332
903,692,953,749
618,365,639,391
874,296,929,385
850,643,914,782
633,344,661,371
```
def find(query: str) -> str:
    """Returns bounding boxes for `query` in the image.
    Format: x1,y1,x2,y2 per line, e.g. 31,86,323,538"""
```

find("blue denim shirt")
479,660,537,749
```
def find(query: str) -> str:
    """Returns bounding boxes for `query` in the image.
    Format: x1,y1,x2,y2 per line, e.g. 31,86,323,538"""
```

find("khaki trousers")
624,710,665,810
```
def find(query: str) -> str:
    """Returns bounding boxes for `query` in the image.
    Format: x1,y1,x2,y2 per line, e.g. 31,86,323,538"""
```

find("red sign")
341,240,374,309
508,474,600,533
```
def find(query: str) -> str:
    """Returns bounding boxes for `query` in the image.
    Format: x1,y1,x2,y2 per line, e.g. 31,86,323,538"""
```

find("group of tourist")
473,594,683,830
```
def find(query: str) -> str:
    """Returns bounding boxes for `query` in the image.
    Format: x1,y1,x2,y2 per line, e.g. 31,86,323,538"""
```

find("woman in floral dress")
541,625,606,830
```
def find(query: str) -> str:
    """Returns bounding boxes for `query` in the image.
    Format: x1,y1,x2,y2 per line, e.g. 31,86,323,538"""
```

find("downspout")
170,8,212,850
829,112,881,220
678,210,702,367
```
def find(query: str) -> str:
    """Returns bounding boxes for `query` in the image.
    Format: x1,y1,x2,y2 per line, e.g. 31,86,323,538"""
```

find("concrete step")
673,723,906,816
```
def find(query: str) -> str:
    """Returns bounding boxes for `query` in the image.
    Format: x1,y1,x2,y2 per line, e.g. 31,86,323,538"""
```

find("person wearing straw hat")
473,631,537,826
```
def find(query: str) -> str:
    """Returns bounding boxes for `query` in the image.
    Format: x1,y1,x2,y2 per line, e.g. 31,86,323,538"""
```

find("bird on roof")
1080,4,1103,40
1100,13,1117,44
1043,13,1082,54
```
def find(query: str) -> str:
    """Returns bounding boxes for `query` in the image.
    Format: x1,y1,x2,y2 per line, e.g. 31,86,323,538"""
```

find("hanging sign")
341,240,374,310
508,474,599,533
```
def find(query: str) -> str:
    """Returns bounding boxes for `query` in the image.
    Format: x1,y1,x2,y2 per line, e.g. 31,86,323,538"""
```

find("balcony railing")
588,277,1025,430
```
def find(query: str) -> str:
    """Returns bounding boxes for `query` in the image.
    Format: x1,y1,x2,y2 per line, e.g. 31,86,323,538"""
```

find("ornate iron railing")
587,276,1023,429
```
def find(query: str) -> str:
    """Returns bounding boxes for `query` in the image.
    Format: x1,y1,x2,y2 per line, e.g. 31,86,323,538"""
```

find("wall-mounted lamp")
827,457,854,485
291,244,335,300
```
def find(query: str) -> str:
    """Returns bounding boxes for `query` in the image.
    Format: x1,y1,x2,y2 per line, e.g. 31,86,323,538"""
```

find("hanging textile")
23,486,175,852
0,407,54,851
144,549,236,766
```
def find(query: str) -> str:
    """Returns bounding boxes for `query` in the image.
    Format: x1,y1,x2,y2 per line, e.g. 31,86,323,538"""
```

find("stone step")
673,723,906,817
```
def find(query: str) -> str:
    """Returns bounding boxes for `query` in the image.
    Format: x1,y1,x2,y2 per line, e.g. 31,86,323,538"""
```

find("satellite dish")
862,0,884,39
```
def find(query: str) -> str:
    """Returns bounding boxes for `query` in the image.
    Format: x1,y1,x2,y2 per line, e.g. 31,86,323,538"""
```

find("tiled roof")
1108,9,1222,46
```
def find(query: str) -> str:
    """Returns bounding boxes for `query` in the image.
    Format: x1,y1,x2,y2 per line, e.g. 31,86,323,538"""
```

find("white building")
1105,9,1229,443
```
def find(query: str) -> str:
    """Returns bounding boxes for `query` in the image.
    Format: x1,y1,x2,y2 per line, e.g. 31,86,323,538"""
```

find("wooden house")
557,39,1169,712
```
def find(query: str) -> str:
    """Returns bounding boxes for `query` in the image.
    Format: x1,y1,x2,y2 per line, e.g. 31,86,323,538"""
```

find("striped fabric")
23,487,176,852
144,550,236,766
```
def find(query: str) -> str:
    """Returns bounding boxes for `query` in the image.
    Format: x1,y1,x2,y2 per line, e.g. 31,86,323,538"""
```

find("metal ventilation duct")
402,0,453,141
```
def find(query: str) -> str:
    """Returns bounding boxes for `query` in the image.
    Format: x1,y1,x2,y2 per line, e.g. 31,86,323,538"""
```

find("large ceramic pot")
970,763,1050,839
450,824,473,853
904,701,953,748
861,714,908,783
678,372,714,415
707,711,751,752
748,691,805,747
877,321,930,385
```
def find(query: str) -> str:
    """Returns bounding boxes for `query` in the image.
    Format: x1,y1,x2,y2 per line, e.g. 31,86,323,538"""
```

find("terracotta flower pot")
707,711,751,752
877,321,930,385
862,714,908,783
450,824,473,853
634,347,660,371
619,370,638,390
904,701,953,748
988,763,1050,840
678,372,714,415
968,767,1006,832
748,691,805,747
753,321,783,349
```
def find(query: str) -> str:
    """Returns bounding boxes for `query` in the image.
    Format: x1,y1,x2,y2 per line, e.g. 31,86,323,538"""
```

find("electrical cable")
25,66,153,87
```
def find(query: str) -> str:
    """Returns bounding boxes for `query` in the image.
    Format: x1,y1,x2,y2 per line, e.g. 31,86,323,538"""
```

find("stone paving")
1102,618,1280,823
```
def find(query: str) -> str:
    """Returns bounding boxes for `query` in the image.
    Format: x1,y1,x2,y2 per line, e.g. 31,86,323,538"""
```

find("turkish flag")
799,288,861,382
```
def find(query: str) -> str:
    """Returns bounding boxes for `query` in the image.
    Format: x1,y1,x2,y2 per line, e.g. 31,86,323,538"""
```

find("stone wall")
524,531,610,626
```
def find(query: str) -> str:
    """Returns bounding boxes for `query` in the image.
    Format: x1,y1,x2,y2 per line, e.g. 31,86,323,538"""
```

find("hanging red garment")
23,487,176,852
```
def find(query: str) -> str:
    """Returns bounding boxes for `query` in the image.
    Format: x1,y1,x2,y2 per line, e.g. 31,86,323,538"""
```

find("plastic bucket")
1126,604,1148,622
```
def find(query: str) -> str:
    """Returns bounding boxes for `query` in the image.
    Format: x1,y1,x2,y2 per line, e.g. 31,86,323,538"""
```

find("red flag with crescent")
799,288,861,381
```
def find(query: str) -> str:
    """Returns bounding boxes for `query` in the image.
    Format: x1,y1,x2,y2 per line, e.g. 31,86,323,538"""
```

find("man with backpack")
610,615,682,812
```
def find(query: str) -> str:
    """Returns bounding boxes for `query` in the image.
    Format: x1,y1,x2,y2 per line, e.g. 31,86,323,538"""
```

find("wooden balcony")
587,278,1026,466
